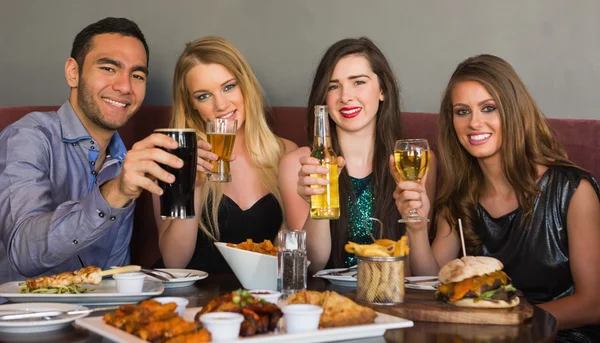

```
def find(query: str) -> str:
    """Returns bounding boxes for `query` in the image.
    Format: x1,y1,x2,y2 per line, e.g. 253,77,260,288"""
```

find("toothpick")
458,219,467,258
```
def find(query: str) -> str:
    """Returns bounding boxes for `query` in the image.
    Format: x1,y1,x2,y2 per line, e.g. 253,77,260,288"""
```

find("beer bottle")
310,105,340,219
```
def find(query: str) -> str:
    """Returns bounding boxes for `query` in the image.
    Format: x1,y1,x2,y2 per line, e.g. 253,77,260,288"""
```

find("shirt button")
90,140,95,145
98,211,105,218
91,161,95,166
90,146,95,150
91,170,97,176
71,143,77,146
72,239,78,245
110,216,116,221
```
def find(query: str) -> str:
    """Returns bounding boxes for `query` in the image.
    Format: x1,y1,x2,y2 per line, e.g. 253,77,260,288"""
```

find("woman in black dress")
396,54,600,341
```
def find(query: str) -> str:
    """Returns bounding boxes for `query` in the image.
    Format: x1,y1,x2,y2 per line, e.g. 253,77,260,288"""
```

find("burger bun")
438,256,504,284
452,296,520,309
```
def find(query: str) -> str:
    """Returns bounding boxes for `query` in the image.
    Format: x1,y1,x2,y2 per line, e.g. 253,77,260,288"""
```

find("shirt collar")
58,100,128,160
108,132,128,160
58,101,91,143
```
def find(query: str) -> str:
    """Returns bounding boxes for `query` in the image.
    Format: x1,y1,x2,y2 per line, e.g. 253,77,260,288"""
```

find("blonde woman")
153,37,296,273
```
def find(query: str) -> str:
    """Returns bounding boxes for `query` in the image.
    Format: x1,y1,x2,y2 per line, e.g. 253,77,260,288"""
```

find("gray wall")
1,0,599,119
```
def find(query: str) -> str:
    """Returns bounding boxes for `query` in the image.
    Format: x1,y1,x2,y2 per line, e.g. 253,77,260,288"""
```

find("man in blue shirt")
0,17,183,283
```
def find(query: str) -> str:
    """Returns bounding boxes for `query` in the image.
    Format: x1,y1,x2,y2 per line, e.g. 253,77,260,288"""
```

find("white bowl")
199,312,244,341
152,296,189,316
248,289,282,303
112,272,145,293
281,304,323,333
214,242,278,290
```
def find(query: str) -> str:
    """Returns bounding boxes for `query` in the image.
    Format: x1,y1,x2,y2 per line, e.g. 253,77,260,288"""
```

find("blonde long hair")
437,54,576,255
170,36,284,240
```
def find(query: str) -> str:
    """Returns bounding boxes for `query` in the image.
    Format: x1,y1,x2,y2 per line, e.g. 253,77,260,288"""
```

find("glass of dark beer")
154,128,198,219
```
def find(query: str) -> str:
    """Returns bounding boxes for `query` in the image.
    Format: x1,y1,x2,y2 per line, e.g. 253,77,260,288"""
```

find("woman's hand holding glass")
296,155,345,204
194,140,236,188
390,138,431,225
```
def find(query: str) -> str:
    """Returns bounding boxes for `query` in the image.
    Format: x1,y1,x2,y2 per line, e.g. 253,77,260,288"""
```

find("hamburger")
435,256,519,308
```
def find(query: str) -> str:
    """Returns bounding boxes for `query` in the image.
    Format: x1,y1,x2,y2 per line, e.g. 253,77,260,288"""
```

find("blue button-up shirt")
0,101,135,284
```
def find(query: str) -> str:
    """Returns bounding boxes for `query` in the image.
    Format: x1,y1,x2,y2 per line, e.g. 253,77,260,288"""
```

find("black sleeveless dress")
154,194,282,274
476,166,600,342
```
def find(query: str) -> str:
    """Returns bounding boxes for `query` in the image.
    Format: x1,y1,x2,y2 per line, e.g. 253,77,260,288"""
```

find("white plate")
0,303,90,333
76,306,413,342
313,268,357,288
0,280,164,305
404,276,439,291
144,269,208,289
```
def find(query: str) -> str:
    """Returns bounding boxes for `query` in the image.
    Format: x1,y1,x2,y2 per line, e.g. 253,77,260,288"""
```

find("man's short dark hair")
70,17,149,70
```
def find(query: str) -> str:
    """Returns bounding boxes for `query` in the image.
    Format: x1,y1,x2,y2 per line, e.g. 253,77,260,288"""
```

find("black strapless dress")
154,194,282,274
476,166,600,342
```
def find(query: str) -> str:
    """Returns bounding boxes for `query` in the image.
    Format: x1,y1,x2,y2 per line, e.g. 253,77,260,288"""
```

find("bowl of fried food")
345,236,410,305
214,239,278,290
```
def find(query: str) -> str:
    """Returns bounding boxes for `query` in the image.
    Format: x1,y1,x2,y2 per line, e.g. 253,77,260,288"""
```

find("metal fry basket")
356,255,405,305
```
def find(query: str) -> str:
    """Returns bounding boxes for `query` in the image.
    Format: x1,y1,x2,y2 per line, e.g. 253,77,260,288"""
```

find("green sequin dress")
345,174,376,267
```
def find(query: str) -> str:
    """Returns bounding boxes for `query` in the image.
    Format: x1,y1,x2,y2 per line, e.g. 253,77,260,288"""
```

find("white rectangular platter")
76,306,413,343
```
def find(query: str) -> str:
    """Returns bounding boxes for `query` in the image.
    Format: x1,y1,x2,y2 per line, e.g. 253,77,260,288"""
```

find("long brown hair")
437,54,576,254
171,36,284,240
307,37,404,267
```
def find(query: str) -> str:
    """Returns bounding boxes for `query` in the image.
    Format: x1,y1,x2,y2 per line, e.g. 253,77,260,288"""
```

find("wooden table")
0,274,557,343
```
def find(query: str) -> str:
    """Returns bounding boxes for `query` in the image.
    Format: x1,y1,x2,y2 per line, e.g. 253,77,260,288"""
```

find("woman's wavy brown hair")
307,37,404,267
437,54,576,255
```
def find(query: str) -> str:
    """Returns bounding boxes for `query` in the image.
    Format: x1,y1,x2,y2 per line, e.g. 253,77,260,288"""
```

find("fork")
139,269,169,281
142,269,193,279
0,306,119,321
404,277,439,284
330,272,357,277
316,265,357,276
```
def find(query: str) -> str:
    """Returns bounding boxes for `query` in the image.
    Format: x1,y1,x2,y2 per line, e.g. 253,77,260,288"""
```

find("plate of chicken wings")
76,290,413,343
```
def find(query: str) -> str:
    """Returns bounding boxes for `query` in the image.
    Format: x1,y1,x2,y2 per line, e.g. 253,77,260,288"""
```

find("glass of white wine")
394,139,431,223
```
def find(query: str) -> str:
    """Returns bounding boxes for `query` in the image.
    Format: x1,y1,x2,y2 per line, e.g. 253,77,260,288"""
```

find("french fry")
360,247,391,257
393,236,409,257
366,264,381,302
374,239,395,247
347,236,410,258
344,242,358,254
377,262,390,302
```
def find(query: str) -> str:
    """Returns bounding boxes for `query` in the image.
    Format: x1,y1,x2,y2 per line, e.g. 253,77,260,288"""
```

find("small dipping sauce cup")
199,312,244,341
281,304,323,333
113,272,145,293
153,297,189,316
248,289,281,303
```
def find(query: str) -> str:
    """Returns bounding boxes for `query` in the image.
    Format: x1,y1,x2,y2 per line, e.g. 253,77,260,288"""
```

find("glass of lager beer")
205,118,237,182
154,128,198,219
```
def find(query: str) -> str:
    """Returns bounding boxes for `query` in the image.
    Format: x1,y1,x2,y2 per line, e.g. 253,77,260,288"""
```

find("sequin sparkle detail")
345,174,375,267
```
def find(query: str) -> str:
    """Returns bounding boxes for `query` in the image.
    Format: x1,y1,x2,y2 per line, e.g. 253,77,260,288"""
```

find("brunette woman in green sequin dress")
279,37,437,273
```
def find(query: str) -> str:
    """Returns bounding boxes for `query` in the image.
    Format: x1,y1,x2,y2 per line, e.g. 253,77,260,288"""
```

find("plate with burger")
434,256,519,308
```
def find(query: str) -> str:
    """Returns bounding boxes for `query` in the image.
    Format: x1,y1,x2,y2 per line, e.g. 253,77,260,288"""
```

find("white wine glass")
394,139,431,223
